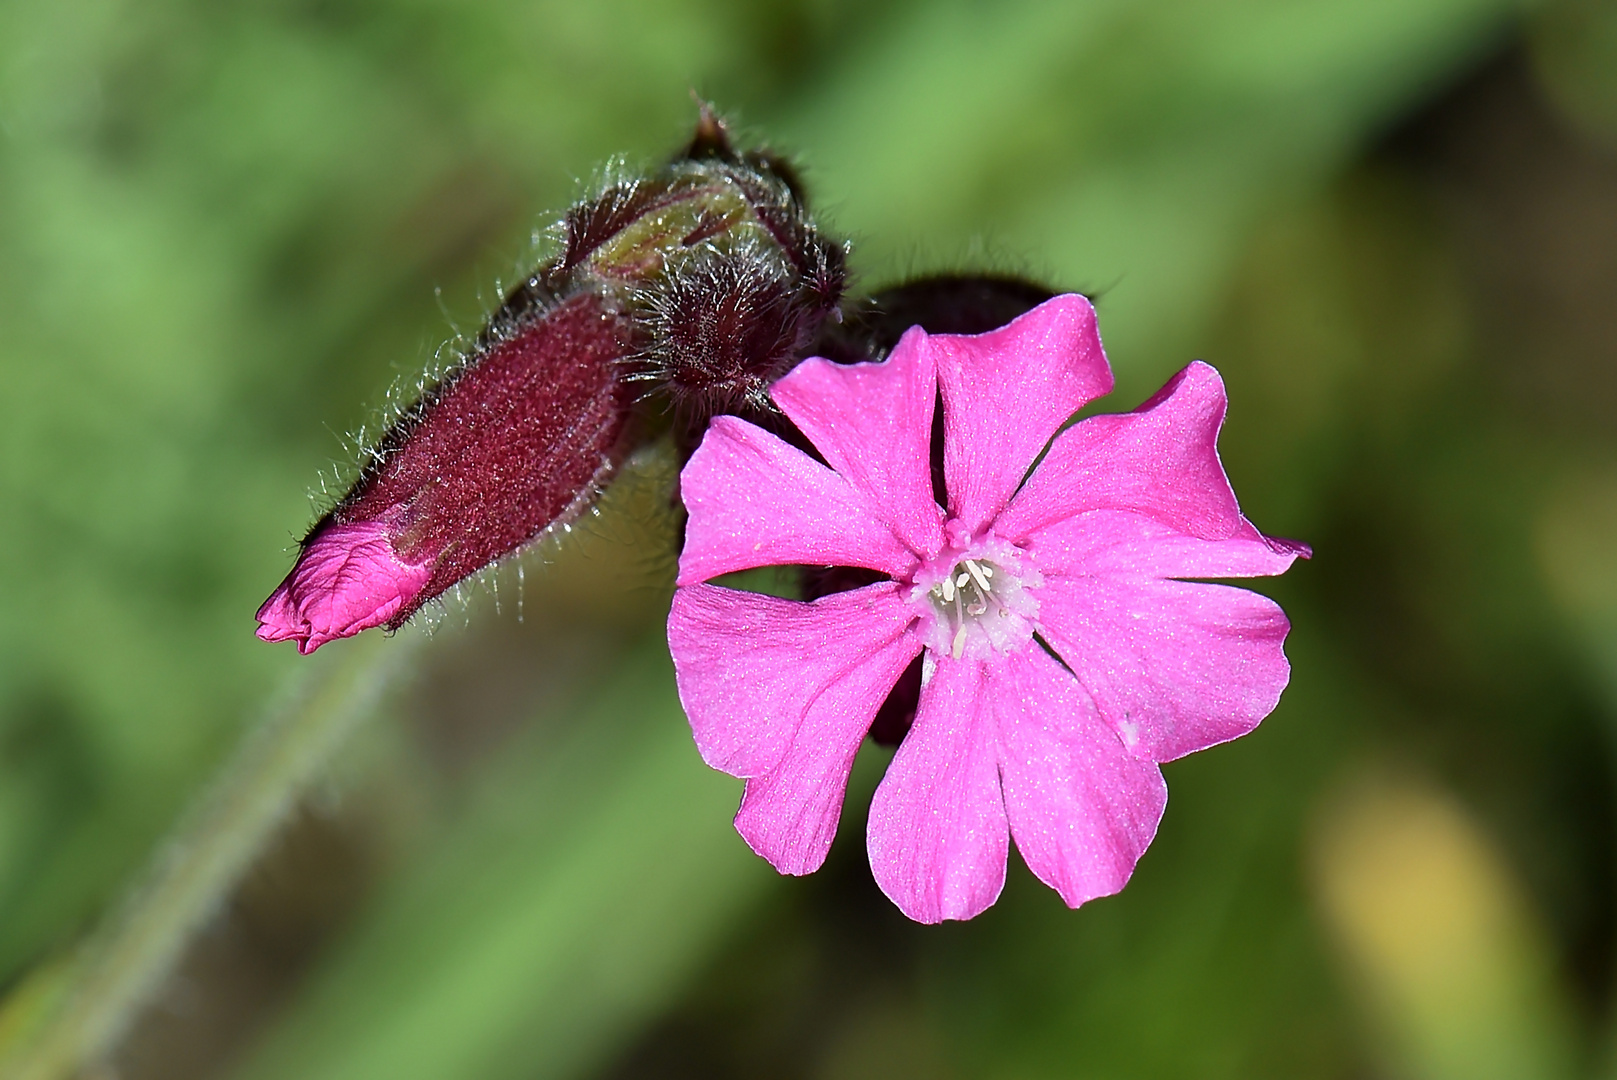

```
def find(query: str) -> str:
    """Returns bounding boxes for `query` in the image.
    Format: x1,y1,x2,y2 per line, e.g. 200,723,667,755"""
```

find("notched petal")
932,294,1114,534
771,347,946,558
733,627,921,876
1035,572,1294,763
998,360,1251,545
678,416,918,585
866,658,1009,923
994,646,1167,908
668,581,917,780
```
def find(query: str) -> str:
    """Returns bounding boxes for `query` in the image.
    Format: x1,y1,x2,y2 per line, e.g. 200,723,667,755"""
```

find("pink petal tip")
255,520,434,654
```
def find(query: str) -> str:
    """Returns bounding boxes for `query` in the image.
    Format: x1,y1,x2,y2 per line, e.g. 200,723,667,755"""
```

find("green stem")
0,630,410,1080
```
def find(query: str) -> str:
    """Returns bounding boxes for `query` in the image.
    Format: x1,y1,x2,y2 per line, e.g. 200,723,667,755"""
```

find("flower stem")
0,629,411,1080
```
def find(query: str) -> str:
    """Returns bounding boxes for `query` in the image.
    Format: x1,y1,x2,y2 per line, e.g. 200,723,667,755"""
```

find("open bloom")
668,294,1307,923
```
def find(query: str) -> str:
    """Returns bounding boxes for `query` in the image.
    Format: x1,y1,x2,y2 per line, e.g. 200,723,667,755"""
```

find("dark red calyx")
316,291,634,628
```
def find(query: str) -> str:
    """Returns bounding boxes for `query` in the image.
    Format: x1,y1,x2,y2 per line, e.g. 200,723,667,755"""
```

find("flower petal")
993,645,1167,908
867,658,1008,923
771,345,946,558
1026,508,1305,581
735,629,922,876
1035,570,1293,763
677,416,917,586
933,294,1114,534
997,361,1301,552
669,581,916,779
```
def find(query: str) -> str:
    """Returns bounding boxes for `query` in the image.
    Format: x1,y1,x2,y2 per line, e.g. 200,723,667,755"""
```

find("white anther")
952,624,968,659
965,560,992,594
956,572,971,588
981,564,994,578
941,576,956,602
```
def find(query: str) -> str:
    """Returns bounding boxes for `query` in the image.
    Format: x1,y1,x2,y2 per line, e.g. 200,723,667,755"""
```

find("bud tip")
255,519,434,654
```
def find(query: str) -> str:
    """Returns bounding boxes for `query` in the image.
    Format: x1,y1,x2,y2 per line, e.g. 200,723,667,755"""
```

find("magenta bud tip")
255,520,434,654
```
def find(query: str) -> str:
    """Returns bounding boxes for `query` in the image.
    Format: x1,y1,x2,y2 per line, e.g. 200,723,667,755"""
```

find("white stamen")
920,554,1039,662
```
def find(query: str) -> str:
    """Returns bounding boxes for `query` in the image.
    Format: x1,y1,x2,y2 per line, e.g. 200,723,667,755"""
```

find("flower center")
910,537,1041,662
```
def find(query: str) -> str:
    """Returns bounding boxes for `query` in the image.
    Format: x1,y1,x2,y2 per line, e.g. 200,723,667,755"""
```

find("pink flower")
667,294,1307,923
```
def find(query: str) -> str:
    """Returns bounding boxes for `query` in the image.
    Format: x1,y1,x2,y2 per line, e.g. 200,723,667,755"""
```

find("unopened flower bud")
259,106,847,653
258,291,633,652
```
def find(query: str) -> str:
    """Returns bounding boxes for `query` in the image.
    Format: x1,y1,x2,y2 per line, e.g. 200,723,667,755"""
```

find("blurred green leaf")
1530,0,1617,148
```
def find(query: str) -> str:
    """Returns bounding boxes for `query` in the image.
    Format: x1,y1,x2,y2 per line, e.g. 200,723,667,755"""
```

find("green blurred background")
4,0,1617,1077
